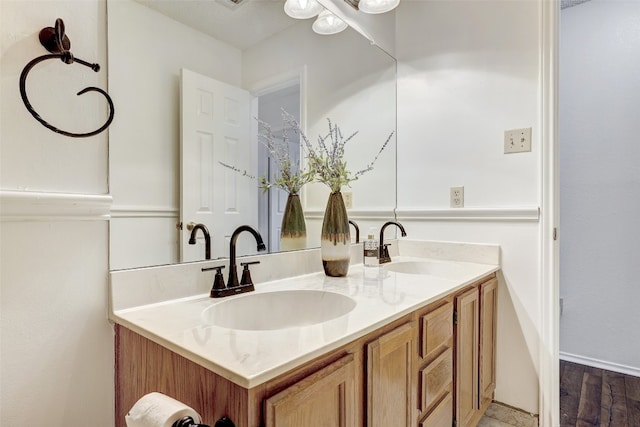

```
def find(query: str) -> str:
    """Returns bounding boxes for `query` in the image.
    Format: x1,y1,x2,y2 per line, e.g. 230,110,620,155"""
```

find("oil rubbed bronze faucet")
227,225,266,287
205,225,266,298
378,221,407,264
188,223,211,260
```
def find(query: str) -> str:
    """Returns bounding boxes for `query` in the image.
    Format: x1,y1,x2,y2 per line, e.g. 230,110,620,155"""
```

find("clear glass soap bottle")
363,227,379,267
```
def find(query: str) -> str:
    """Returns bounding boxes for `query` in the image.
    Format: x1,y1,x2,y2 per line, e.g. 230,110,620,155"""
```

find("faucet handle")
202,265,226,295
379,243,392,264
240,261,260,286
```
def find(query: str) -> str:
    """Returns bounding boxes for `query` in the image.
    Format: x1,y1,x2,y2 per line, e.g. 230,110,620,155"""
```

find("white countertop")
110,254,499,389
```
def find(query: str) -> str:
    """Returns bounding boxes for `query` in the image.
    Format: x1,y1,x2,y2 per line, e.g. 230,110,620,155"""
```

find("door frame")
539,0,560,426
248,67,309,249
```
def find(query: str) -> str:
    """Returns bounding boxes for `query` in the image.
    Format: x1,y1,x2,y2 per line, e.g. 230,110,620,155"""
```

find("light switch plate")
504,127,532,153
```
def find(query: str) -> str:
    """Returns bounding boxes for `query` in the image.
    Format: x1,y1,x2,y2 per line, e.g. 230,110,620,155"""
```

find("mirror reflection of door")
180,68,258,262
256,83,301,253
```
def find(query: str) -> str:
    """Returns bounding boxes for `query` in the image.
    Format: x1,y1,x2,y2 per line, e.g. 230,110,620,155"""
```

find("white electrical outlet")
504,127,532,153
342,192,353,209
450,186,464,208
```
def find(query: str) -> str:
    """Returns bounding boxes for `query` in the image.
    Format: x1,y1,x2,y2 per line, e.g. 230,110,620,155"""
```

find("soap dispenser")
363,227,379,267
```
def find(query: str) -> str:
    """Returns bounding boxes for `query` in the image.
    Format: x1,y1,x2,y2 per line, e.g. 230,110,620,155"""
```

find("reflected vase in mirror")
321,191,351,277
280,193,307,251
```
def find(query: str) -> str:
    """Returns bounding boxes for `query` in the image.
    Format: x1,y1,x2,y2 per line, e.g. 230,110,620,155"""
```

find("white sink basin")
385,260,467,279
201,290,356,331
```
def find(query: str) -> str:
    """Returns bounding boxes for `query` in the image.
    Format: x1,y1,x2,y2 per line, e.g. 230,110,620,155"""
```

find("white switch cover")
504,127,532,153
450,186,464,208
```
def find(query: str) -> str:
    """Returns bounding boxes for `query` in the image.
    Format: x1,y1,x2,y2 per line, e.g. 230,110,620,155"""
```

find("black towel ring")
19,18,115,138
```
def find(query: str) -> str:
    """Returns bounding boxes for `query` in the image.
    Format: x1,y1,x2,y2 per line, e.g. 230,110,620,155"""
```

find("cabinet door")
264,354,356,427
479,277,498,409
367,322,414,427
455,287,479,427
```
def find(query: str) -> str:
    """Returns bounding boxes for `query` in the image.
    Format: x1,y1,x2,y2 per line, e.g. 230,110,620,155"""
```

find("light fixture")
312,9,348,35
284,0,324,19
357,0,400,14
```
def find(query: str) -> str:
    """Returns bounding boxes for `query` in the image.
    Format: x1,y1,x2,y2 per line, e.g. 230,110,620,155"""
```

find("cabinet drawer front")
420,347,453,412
420,302,453,361
418,393,453,427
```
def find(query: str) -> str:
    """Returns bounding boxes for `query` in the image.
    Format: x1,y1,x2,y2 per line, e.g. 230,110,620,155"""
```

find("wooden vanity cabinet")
114,273,497,427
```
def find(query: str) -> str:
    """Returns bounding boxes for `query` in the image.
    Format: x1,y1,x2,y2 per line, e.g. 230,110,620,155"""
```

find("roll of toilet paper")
125,392,202,427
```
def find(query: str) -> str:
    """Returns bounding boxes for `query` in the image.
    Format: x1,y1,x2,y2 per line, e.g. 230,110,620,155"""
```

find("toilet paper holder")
173,416,235,427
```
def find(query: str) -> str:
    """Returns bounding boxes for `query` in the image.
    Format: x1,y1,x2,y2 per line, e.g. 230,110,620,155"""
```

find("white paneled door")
180,68,257,262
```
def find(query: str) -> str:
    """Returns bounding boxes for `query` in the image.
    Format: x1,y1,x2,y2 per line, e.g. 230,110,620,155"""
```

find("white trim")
304,208,396,220
560,352,640,378
538,1,560,427
395,207,540,222
0,190,112,221
539,0,560,426
110,205,179,218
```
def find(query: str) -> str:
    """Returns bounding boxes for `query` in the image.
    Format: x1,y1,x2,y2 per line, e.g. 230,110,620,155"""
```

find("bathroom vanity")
110,241,499,427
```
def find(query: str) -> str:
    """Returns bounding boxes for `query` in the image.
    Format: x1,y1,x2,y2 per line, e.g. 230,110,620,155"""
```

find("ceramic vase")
321,191,351,277
280,193,307,252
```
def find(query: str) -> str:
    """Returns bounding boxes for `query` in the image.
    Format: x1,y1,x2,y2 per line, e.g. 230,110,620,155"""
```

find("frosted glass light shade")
284,0,323,19
312,10,348,35
358,0,400,14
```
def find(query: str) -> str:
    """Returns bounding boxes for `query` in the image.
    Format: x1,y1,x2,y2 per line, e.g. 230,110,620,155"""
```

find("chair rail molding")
305,208,396,220
0,190,112,221
396,206,540,222
110,205,179,219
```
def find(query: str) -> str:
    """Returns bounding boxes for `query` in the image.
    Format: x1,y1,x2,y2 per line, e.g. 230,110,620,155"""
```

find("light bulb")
284,0,323,19
358,0,400,14
312,10,348,35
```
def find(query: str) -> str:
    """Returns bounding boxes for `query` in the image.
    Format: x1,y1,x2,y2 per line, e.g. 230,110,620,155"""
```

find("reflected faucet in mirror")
349,220,360,243
379,221,407,264
188,223,211,260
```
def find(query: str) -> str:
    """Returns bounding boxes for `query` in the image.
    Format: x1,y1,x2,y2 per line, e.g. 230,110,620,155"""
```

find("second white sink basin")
201,290,356,331
385,260,467,279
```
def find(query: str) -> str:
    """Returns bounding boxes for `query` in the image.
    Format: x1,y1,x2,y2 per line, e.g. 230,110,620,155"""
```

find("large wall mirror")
108,0,397,270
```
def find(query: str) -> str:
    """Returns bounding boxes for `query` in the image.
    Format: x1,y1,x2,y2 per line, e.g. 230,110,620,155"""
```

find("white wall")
396,0,542,414
559,0,640,374
0,1,113,425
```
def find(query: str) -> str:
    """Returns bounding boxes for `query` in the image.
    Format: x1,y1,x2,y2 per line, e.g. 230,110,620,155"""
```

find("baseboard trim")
0,190,112,221
396,207,540,222
560,351,640,377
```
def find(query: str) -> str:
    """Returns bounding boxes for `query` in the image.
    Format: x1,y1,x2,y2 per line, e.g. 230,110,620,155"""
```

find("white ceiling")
135,0,299,50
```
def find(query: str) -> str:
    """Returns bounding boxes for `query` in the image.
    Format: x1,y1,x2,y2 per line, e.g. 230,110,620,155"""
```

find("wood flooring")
560,360,640,427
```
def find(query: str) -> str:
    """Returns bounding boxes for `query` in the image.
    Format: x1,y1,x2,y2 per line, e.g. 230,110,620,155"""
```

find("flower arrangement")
282,110,394,193
219,114,314,195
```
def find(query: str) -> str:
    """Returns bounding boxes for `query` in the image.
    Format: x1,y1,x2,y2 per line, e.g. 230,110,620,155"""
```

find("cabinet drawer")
419,347,453,412
420,302,453,361
418,393,453,427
